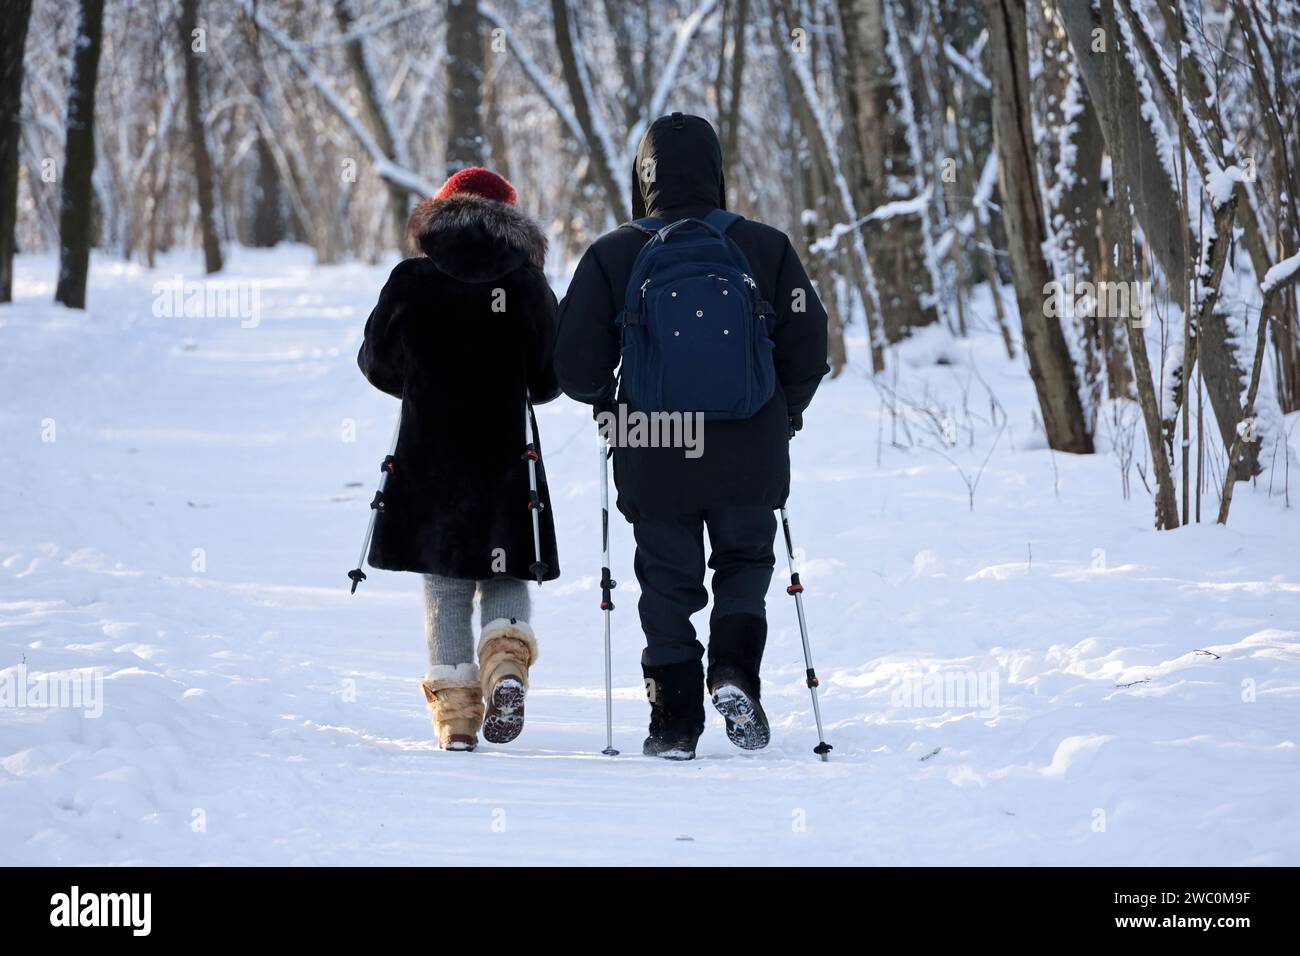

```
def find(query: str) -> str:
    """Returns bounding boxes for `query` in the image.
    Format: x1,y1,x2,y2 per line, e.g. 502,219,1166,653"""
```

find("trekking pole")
348,416,401,594
779,505,832,761
598,427,619,756
523,399,550,584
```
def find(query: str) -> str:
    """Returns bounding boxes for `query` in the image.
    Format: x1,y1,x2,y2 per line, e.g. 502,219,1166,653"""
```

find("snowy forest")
1,0,1299,868
4,0,1300,528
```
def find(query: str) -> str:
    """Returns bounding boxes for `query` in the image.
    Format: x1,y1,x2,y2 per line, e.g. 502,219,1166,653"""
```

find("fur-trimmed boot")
420,664,484,751
477,618,539,744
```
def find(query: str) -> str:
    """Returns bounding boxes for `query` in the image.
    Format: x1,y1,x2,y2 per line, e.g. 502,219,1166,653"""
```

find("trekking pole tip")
602,747,620,756
347,568,366,594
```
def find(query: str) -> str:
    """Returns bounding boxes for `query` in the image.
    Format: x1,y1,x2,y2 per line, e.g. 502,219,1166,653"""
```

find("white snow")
1262,250,1300,295
1,248,1298,865
810,190,933,257
1207,165,1246,208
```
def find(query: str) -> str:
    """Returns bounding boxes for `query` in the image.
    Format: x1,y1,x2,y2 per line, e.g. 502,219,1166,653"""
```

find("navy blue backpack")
617,209,775,420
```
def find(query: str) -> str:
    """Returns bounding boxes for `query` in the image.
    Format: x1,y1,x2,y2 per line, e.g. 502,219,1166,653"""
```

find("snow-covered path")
2,247,1297,865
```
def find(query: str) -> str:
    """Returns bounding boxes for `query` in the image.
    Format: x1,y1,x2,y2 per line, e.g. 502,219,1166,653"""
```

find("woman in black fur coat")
358,167,560,751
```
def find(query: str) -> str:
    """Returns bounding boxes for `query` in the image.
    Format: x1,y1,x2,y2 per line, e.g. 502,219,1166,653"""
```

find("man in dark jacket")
555,113,829,759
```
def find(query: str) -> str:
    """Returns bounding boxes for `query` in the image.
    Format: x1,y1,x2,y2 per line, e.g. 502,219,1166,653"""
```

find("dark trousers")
632,507,777,672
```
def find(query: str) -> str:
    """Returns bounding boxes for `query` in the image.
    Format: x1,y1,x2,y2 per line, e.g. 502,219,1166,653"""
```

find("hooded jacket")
357,194,561,581
555,113,830,519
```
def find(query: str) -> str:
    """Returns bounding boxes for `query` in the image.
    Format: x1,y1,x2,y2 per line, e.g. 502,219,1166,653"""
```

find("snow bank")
1,248,1297,865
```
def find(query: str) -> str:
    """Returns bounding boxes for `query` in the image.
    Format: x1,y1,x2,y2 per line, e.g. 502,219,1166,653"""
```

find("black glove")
593,398,616,422
788,410,804,440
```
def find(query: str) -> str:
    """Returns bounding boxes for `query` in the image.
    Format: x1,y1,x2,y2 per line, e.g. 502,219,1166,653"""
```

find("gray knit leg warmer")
477,576,530,629
423,574,478,682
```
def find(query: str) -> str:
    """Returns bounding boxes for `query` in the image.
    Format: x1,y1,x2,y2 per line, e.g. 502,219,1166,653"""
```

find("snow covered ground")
1,246,1297,866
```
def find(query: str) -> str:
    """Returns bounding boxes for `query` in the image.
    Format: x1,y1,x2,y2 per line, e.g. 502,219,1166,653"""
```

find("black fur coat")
358,194,561,582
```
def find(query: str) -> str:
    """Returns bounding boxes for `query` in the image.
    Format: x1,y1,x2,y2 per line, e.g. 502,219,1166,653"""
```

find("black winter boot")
707,614,770,751
642,660,705,760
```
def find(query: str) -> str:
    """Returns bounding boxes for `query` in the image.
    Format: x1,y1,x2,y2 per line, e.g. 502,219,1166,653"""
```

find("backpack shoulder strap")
619,217,665,237
616,218,667,328
702,209,773,322
703,208,743,234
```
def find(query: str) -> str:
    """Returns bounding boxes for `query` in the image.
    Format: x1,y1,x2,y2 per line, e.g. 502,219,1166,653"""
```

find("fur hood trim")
408,194,547,271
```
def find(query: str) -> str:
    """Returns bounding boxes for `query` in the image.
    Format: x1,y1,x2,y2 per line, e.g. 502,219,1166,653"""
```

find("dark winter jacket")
358,194,560,581
554,113,829,520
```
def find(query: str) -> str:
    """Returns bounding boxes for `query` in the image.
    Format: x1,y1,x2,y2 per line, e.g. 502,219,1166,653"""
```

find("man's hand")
788,410,803,440
593,398,616,422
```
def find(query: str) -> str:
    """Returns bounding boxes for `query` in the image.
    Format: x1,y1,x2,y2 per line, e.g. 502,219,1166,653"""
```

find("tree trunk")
445,0,485,175
719,0,748,200
772,0,885,370
837,0,936,340
1117,178,1180,529
603,0,646,130
241,10,284,248
795,107,844,375
1056,0,1252,476
0,0,34,303
251,135,283,246
336,0,412,242
1095,0,1178,527
179,0,222,274
1218,266,1300,523
1119,0,1263,479
482,58,512,187
1053,0,1187,281
1038,4,1109,416
550,0,624,219
54,0,106,310
1096,197,1134,399
984,0,1093,453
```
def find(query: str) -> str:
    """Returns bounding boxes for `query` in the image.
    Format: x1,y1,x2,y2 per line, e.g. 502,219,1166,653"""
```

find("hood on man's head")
631,113,727,220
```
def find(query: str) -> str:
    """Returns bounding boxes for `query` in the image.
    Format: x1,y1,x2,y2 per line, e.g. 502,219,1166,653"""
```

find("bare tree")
1218,262,1300,523
838,0,937,340
446,0,486,175
1098,0,1177,528
336,0,414,240
773,0,886,370
1034,2,1112,415
242,10,284,248
984,0,1092,453
1057,0,1256,479
550,0,626,218
717,0,748,195
0,0,34,302
54,0,106,310
179,0,223,273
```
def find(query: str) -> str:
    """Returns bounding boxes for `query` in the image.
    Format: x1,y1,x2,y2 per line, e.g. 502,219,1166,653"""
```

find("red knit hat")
434,166,517,205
